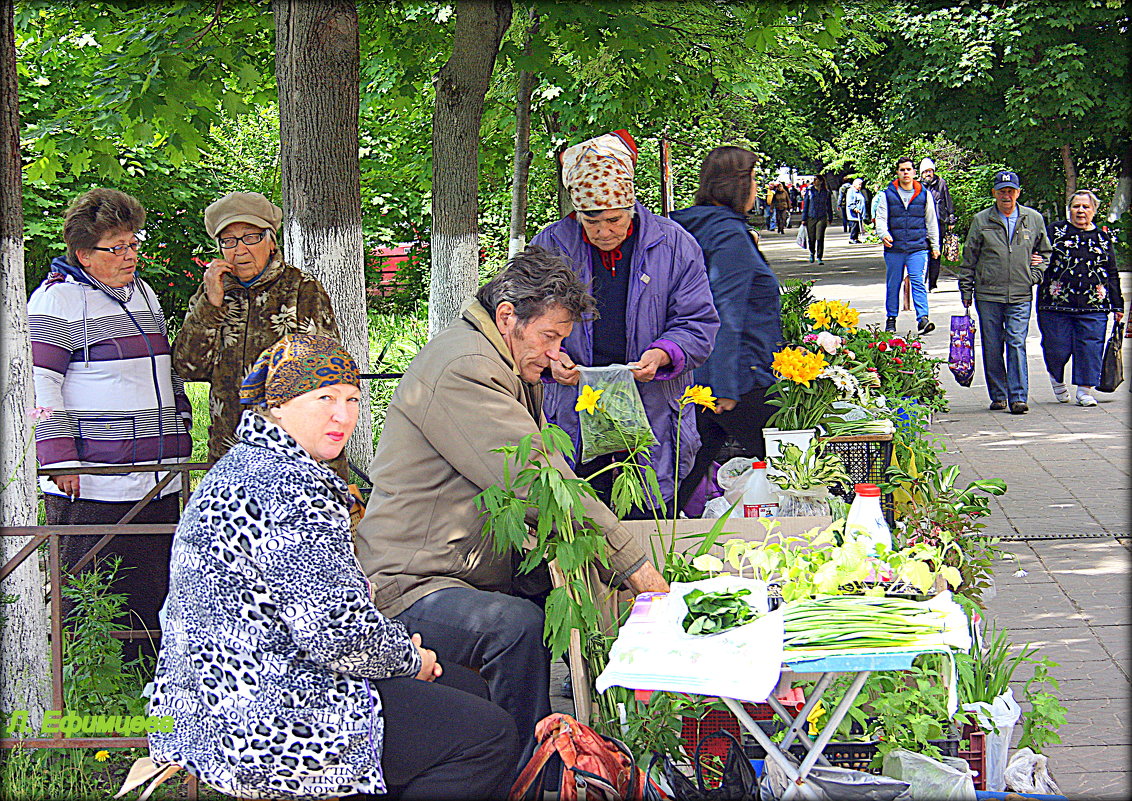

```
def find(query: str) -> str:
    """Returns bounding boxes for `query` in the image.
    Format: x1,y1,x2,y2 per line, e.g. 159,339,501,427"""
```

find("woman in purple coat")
530,130,719,515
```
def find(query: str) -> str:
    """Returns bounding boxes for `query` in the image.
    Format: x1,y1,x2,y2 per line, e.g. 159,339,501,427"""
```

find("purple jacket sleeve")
647,231,719,380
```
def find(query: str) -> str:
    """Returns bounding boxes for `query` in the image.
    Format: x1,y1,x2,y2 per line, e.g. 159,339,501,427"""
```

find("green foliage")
767,441,850,493
61,560,151,719
681,588,759,636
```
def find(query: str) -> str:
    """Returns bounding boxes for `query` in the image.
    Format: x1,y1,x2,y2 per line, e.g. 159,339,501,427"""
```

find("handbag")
943,231,960,262
1097,321,1124,392
949,310,977,387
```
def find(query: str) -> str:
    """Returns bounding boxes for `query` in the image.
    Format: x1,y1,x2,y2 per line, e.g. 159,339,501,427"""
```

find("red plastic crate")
959,723,987,791
680,688,806,760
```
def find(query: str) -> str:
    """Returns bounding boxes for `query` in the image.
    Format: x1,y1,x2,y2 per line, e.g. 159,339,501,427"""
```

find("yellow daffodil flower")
680,385,716,410
806,299,860,331
94,750,109,762
574,385,604,414
772,347,826,385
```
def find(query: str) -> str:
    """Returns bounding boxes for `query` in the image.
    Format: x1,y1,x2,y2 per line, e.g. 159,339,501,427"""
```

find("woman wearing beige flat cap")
173,191,341,466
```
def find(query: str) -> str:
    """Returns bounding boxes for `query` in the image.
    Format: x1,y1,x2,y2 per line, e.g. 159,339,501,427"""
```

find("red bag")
509,713,663,801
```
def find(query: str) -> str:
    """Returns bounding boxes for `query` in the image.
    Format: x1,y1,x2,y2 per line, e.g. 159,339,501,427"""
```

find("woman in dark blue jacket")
802,175,835,264
671,147,783,512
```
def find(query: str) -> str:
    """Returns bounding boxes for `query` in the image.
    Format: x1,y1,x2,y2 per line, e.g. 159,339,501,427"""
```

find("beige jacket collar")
461,299,522,379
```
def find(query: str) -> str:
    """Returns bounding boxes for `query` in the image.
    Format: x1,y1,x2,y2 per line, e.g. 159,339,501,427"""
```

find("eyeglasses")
218,232,268,249
90,240,140,257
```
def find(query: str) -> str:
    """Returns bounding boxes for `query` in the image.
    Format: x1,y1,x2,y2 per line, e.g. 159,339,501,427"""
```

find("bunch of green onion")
782,596,946,651
823,417,895,437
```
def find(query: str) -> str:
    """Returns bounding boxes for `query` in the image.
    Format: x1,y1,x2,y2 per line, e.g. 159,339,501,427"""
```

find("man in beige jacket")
355,246,668,772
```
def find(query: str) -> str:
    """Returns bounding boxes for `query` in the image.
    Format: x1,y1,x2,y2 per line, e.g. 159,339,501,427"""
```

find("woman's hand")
1030,252,1044,267
203,259,235,307
411,632,442,682
50,474,80,499
629,348,671,382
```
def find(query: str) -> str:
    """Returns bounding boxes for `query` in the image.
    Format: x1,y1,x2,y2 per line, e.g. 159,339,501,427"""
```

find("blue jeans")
1037,309,1108,387
884,249,929,319
975,298,1033,403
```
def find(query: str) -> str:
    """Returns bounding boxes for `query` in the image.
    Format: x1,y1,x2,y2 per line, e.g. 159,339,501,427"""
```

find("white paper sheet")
594,577,785,704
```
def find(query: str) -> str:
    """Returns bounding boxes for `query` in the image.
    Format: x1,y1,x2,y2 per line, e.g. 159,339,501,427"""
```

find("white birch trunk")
1,0,50,718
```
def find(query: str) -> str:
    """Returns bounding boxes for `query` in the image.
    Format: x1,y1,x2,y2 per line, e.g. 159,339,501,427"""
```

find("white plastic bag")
796,225,808,249
716,456,755,493
962,688,1022,792
1004,747,1061,796
881,749,976,801
702,495,735,519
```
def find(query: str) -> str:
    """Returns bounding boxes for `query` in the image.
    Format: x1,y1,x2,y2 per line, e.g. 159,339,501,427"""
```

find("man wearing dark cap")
957,171,1052,415
173,191,341,462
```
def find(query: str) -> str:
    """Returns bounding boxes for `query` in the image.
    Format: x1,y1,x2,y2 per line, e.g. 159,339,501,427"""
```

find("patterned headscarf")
240,334,359,408
561,130,638,211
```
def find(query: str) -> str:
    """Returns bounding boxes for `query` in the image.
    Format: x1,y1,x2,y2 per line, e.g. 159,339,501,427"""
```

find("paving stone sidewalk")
762,226,1131,799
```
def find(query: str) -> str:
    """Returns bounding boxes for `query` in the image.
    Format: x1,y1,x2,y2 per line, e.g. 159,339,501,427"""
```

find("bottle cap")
854,483,881,497
751,461,766,469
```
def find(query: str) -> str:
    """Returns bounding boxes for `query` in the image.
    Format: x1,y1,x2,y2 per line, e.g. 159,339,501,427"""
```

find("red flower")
877,342,888,352
893,357,903,364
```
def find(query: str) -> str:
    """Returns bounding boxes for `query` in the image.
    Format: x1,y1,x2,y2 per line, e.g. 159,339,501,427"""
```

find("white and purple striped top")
28,266,193,503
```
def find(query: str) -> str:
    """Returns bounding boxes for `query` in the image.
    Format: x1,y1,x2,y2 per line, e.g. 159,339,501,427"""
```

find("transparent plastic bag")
576,365,656,463
761,751,912,801
962,688,1022,792
776,487,832,517
881,749,976,801
1004,747,1061,796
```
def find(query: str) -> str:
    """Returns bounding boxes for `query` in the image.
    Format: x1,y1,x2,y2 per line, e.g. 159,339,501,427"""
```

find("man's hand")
625,561,669,594
881,234,893,247
629,348,671,383
714,397,738,414
50,474,80,499
1029,252,1044,267
931,249,940,260
411,633,442,682
962,298,972,309
203,259,235,307
549,352,580,386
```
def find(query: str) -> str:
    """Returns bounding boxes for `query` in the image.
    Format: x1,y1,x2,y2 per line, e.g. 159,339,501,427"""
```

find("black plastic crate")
820,435,895,527
745,735,959,774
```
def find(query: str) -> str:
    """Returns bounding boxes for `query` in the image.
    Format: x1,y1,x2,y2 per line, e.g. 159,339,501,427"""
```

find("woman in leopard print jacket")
148,335,516,800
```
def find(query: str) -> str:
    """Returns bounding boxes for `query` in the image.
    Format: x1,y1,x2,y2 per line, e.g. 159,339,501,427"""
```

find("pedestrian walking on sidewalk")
1037,190,1124,407
846,179,866,244
802,175,834,264
875,157,940,334
837,180,851,233
958,170,1052,415
920,158,957,290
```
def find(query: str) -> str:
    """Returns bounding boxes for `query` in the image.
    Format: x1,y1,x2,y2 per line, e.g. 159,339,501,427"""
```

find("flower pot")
763,427,817,477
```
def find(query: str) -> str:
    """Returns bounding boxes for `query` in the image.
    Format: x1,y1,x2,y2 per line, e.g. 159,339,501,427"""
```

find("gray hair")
1067,190,1101,217
476,245,598,324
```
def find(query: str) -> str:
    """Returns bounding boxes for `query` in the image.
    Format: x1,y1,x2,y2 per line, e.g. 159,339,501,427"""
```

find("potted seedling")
767,440,850,517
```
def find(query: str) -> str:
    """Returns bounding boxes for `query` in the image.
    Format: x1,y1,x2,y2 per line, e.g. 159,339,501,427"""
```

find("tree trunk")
429,0,512,336
273,0,373,470
1060,142,1078,206
544,112,573,219
0,0,50,722
507,9,539,260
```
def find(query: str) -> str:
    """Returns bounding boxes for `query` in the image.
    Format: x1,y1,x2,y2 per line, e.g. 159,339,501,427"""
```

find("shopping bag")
943,231,960,263
576,364,656,463
948,312,977,387
648,730,758,800
1097,321,1124,392
795,225,807,249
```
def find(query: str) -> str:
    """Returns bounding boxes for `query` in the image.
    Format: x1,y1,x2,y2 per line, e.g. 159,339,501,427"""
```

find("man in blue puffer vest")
875,157,941,334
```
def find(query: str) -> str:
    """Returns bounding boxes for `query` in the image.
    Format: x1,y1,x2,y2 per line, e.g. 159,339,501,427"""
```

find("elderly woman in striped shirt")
27,188,192,661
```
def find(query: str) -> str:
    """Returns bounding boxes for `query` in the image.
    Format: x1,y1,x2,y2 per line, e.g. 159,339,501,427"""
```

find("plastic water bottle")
845,483,892,553
742,461,779,518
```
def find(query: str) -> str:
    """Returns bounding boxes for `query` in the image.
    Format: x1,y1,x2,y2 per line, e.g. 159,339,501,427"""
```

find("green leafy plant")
768,441,850,492
681,588,760,635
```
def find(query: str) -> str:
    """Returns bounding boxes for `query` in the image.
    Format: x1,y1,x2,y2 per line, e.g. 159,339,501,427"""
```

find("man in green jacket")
957,171,1052,415
355,246,668,773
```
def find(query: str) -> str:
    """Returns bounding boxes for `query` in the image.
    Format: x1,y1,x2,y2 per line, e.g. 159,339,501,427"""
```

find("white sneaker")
1076,391,1098,407
1050,378,1070,403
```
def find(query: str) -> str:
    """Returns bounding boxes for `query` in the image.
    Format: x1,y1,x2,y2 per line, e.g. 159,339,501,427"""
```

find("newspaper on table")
595,576,784,704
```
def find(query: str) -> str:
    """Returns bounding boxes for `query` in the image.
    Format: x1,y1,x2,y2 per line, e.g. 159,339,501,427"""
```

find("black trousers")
848,219,862,243
676,386,776,512
394,587,551,781
927,222,945,289
805,218,829,260
46,492,180,666
364,664,519,800
774,208,789,232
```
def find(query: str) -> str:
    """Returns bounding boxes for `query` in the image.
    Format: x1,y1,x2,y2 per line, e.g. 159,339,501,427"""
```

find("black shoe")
885,317,897,332
917,317,935,335
1010,401,1029,415
989,400,1008,411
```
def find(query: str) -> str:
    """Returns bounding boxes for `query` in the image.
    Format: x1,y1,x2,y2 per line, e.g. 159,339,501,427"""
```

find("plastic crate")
820,434,895,526
959,722,987,791
744,736,960,774
680,688,806,760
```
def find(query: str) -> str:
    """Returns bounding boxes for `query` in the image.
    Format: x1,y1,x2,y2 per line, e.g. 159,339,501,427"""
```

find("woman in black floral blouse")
1037,190,1124,407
